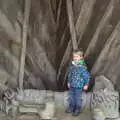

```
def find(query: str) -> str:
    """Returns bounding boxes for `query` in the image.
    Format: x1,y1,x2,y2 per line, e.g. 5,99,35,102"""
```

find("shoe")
72,110,81,116
65,109,73,113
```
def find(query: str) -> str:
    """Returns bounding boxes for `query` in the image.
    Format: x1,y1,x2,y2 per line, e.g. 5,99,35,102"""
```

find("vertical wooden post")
66,0,78,50
18,0,31,90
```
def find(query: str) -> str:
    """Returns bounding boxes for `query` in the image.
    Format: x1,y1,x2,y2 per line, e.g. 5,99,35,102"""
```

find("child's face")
73,53,83,62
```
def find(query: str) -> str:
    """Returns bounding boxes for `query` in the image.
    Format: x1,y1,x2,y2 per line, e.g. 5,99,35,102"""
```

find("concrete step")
0,107,92,120
55,107,92,120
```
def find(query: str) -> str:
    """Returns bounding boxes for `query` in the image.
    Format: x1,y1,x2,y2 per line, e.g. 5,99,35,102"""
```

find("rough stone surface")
92,108,106,120
0,0,120,120
91,89,119,119
0,107,92,120
93,75,114,91
17,115,39,120
16,89,46,104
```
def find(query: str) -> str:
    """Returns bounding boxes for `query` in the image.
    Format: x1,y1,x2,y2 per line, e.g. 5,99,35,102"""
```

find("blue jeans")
68,87,82,112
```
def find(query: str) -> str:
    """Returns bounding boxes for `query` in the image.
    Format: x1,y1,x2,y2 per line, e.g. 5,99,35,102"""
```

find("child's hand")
67,83,70,88
83,85,88,90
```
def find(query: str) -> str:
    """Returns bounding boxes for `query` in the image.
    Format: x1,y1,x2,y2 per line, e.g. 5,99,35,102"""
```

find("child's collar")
72,60,85,66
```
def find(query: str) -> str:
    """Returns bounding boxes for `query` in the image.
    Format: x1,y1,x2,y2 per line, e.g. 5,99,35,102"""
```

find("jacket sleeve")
67,67,71,83
82,67,90,86
67,63,72,84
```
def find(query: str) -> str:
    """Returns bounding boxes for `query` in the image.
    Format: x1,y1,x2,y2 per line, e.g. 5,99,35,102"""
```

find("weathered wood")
26,38,57,89
57,0,96,84
56,0,62,29
73,0,83,20
48,0,56,27
0,10,21,44
0,44,19,76
77,0,96,44
85,0,114,57
59,25,68,47
66,0,78,50
18,0,31,90
91,21,120,75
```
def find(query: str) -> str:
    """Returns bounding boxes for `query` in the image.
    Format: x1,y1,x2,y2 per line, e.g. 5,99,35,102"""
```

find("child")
65,49,90,116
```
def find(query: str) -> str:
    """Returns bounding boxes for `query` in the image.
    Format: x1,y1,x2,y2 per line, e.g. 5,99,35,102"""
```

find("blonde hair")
73,49,84,57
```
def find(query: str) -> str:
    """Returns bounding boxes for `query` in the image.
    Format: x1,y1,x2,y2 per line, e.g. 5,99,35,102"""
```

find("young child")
65,49,90,116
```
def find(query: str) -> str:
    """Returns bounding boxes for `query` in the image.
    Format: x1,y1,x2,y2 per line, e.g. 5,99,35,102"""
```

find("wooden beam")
0,44,19,76
77,0,96,44
18,0,31,90
66,0,78,50
57,0,95,82
56,0,62,29
91,21,120,75
85,0,114,57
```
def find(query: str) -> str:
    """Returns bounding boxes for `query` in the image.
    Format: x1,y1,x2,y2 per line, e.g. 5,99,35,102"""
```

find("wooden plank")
18,0,31,90
66,0,78,50
91,21,120,75
56,0,62,29
57,0,95,83
85,0,114,57
0,44,19,76
77,0,96,44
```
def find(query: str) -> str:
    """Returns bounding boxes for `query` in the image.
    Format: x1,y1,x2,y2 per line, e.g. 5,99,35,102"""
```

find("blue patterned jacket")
67,62,90,88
